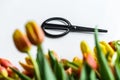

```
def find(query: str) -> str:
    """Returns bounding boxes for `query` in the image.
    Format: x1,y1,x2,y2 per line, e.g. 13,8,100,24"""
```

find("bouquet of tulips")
0,21,120,80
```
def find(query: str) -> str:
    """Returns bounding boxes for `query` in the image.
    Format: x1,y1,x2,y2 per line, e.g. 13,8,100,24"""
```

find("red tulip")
0,58,13,68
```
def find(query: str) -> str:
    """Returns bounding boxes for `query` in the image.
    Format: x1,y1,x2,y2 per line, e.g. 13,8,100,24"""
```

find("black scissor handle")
41,17,72,38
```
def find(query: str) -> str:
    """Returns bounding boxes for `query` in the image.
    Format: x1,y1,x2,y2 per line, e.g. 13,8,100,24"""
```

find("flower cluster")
0,20,120,80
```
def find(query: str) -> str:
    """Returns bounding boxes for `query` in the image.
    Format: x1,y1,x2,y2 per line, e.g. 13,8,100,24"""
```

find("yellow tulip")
80,40,91,54
13,29,31,52
80,40,95,56
94,43,107,56
100,41,115,62
25,21,44,45
100,41,114,56
13,29,31,53
72,56,82,66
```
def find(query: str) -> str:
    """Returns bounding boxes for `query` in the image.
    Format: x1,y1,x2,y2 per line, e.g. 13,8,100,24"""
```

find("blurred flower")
0,58,19,79
83,53,98,70
100,41,115,63
80,40,92,54
19,56,34,78
25,57,33,65
13,29,41,80
109,41,116,51
0,58,14,68
19,56,34,74
65,68,72,75
25,21,44,45
0,65,8,78
13,29,31,53
72,56,83,67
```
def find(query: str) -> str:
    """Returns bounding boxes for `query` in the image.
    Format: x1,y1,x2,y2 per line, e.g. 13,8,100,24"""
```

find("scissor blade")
70,25,108,33
42,23,108,33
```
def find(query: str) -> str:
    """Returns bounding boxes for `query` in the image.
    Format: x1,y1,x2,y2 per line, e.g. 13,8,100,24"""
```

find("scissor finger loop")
41,17,71,38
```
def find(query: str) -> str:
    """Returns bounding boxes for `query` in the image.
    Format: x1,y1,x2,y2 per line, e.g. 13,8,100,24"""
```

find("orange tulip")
13,29,31,53
83,53,98,70
19,62,34,73
25,21,44,45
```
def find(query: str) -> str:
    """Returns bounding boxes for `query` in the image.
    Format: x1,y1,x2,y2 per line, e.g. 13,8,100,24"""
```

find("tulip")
13,29,31,53
25,21,44,45
80,40,95,56
0,65,8,78
72,57,83,67
108,41,116,51
25,57,32,65
80,40,96,61
13,29,41,80
19,61,34,73
0,58,19,79
0,58,13,68
83,53,98,70
100,41,115,63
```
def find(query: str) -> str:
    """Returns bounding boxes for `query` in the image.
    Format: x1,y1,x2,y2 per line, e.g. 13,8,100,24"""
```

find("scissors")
41,17,108,38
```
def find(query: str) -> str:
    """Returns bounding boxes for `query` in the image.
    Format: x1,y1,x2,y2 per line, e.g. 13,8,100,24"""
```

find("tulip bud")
73,57,83,66
13,29,31,53
108,41,116,51
0,58,13,68
0,66,8,77
25,21,44,45
83,53,98,70
25,57,33,65
0,58,19,78
7,67,19,78
19,61,34,73
80,40,93,55
100,41,115,63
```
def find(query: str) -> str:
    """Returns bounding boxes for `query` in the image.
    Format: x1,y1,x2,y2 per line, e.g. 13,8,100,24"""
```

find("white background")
0,0,120,68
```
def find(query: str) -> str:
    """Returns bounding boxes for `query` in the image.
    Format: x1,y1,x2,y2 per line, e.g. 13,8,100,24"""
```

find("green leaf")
80,62,96,80
48,50,57,69
36,45,56,80
48,50,68,80
79,63,87,80
89,70,96,80
10,67,31,80
114,41,120,79
68,74,75,80
67,61,79,70
54,61,68,80
94,27,115,80
115,64,120,80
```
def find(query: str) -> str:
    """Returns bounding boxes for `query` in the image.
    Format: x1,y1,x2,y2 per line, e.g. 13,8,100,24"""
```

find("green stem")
4,77,14,80
27,51,41,80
